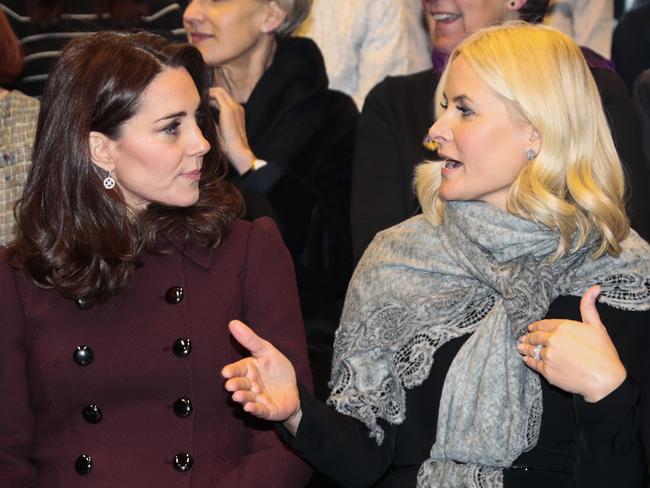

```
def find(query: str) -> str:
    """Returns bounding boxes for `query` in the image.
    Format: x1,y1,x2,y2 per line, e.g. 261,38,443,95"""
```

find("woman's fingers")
579,285,603,328
228,320,270,357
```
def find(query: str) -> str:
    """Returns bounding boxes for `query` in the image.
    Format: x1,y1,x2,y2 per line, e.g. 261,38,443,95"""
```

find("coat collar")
162,232,215,270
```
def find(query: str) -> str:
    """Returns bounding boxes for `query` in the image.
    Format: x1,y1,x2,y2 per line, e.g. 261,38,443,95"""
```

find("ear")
260,1,288,34
528,126,542,154
506,0,528,12
88,131,116,173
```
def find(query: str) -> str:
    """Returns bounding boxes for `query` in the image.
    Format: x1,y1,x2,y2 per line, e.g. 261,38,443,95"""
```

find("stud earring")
526,149,537,161
509,1,516,6
422,134,439,152
103,169,116,190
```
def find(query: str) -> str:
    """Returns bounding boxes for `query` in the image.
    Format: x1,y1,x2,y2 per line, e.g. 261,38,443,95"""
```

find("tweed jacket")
0,90,39,245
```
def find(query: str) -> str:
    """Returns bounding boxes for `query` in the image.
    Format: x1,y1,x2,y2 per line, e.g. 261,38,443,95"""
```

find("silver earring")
526,149,537,161
103,170,116,190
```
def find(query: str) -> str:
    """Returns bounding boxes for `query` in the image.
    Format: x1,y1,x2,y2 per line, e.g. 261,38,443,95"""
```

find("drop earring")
103,169,116,190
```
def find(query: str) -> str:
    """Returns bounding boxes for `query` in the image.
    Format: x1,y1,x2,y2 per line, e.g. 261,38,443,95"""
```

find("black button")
172,338,191,358
75,297,94,310
173,452,193,472
73,346,94,366
75,453,93,475
173,397,193,418
165,286,184,304
82,404,103,424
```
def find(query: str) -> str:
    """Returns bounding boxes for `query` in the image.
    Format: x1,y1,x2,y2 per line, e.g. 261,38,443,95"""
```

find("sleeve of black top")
572,306,650,487
351,79,414,263
277,384,396,488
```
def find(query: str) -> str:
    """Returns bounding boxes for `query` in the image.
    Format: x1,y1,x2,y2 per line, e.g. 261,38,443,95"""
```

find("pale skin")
184,0,287,175
222,285,628,435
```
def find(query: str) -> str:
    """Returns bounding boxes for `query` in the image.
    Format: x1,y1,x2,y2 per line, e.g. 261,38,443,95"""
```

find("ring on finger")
533,343,544,361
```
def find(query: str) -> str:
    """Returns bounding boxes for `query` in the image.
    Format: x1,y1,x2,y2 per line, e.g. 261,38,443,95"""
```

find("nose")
189,124,210,157
427,117,452,145
183,1,202,26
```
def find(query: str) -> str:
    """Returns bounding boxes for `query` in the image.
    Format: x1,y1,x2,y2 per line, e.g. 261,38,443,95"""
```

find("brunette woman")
0,31,311,487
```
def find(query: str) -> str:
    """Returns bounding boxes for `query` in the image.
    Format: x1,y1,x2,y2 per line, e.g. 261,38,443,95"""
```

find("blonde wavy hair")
415,22,629,258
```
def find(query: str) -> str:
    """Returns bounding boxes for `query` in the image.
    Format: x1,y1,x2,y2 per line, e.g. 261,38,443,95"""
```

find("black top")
351,65,650,262
282,296,650,487
612,3,650,92
1,0,187,97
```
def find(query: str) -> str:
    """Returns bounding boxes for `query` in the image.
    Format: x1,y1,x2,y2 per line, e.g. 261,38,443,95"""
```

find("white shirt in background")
297,0,431,109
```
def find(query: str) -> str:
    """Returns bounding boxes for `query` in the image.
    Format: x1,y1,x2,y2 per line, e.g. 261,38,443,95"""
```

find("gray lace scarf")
328,201,650,487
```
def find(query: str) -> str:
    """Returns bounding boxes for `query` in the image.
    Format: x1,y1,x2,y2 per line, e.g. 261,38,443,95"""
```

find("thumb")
579,285,603,327
228,320,269,357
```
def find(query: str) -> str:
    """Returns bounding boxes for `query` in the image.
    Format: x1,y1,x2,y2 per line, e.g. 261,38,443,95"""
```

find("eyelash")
163,121,180,135
440,101,474,118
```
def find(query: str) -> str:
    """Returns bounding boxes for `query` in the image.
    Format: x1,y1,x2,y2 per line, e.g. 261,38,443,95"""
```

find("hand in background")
518,285,627,403
222,320,303,434
209,87,256,175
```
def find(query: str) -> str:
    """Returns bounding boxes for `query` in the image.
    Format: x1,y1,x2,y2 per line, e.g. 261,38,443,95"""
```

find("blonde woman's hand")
517,285,627,403
209,87,256,175
222,320,303,434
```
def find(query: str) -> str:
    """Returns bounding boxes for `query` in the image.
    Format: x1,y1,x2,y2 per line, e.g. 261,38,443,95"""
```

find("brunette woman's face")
183,0,270,68
107,67,210,211
423,0,514,54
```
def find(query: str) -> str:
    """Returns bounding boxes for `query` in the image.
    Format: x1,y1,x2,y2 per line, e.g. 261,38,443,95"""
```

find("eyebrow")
155,111,186,123
452,94,475,104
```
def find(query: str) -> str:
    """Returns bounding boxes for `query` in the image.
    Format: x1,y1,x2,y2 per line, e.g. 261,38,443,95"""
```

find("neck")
213,35,277,103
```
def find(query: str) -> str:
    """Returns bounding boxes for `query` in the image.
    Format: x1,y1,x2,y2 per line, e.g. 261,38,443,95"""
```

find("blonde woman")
219,23,650,487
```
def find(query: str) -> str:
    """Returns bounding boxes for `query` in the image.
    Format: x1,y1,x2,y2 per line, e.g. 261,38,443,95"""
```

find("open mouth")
430,12,462,23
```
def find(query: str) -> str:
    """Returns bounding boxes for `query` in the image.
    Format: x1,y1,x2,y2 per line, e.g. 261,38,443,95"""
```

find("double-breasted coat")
0,217,313,487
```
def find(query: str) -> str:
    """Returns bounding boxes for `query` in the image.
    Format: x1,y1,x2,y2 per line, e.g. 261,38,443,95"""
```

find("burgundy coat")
0,217,313,487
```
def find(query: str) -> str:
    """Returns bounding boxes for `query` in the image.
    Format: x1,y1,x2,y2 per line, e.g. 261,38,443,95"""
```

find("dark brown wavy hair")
27,0,149,28
0,10,23,82
9,31,244,303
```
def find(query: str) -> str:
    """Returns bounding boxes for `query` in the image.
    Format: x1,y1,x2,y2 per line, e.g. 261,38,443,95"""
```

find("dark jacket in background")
226,35,358,332
351,61,650,262
612,2,650,92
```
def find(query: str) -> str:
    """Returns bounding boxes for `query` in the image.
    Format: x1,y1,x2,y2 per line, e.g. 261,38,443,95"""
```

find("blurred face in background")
422,0,518,53
183,0,271,69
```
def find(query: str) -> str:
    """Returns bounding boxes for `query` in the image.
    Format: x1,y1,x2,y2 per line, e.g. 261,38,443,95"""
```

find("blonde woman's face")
423,0,513,54
427,56,537,211
183,0,269,68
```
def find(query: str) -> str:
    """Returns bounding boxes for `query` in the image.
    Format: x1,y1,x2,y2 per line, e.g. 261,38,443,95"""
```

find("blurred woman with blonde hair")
219,23,650,487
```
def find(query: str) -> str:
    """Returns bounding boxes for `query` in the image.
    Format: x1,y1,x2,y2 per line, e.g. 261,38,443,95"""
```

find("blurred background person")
544,0,615,59
0,9,39,244
183,0,358,400
0,30,312,487
351,0,649,262
296,0,432,109
1,0,186,97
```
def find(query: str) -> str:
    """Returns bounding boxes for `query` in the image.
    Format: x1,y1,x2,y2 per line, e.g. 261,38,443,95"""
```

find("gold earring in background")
422,134,439,152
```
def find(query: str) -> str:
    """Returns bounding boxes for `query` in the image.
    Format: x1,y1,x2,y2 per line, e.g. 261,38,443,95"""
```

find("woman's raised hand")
517,285,627,403
222,320,303,434
209,87,256,175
